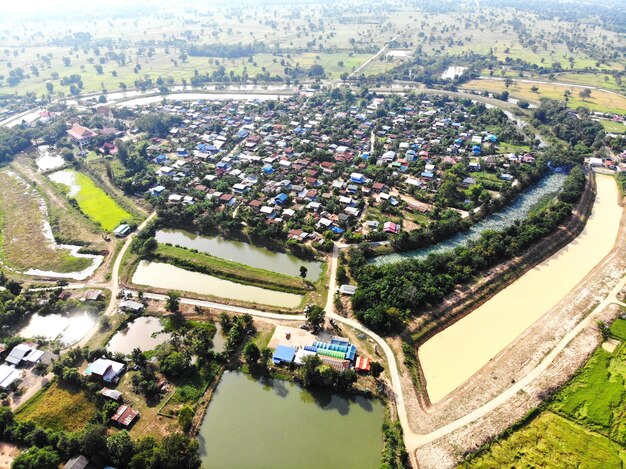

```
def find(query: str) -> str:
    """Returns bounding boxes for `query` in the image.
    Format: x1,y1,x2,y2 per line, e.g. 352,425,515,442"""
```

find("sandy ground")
602,338,620,353
267,325,316,350
0,443,19,469
397,184,626,467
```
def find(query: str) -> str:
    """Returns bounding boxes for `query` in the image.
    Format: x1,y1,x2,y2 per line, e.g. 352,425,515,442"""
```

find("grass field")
52,170,133,231
463,79,626,115
610,319,626,341
0,170,93,273
551,347,624,435
155,244,308,294
460,412,626,468
601,120,626,134
16,383,97,432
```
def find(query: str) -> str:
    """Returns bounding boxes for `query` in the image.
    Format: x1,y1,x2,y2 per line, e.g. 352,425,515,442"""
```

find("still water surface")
420,174,622,402
198,372,383,469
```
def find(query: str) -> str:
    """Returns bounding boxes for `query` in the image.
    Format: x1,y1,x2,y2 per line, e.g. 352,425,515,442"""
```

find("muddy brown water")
419,174,622,403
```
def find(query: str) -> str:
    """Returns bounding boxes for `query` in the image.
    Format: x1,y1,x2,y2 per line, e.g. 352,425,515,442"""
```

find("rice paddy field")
50,169,133,231
0,169,93,273
460,412,626,468
463,332,626,467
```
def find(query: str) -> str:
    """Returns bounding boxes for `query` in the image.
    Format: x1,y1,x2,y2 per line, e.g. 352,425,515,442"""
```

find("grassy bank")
154,244,310,294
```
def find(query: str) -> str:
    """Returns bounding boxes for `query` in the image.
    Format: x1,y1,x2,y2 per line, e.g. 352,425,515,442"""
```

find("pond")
35,146,65,172
155,229,323,280
48,169,80,197
19,312,96,346
132,261,303,309
371,172,567,265
106,316,171,354
419,174,622,403
198,372,384,469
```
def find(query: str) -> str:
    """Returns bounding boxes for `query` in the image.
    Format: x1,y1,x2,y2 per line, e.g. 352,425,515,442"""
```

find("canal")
419,174,622,403
155,228,323,280
198,372,383,469
371,172,567,265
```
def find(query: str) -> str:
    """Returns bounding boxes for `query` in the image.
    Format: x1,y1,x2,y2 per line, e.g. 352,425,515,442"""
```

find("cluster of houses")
125,92,534,241
84,357,140,428
0,342,51,391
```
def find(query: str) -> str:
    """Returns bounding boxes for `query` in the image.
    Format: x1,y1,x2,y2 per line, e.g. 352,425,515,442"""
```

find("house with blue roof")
472,145,482,155
274,193,288,205
273,345,296,365
262,164,275,174
421,171,435,179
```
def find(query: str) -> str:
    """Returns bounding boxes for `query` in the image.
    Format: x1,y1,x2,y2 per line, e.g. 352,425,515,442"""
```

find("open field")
0,170,93,273
463,79,626,115
155,244,309,294
601,120,626,134
15,382,97,432
460,412,626,468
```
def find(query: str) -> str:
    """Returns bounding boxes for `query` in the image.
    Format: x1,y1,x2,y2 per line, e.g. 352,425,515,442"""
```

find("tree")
157,433,201,469
299,266,308,279
165,291,180,313
12,446,60,469
177,405,194,433
579,88,592,99
370,361,384,378
107,430,135,468
305,305,325,329
504,77,514,88
530,85,539,93
243,342,261,365
159,351,190,379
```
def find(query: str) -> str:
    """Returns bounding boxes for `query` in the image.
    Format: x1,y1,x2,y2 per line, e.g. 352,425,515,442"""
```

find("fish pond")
155,228,323,279
198,372,384,469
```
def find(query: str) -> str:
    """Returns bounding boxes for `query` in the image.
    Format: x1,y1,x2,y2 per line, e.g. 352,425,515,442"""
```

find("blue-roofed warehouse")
272,345,296,365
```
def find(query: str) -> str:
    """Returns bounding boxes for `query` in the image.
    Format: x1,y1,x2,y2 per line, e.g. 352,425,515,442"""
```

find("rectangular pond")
419,174,623,403
155,228,323,280
198,371,384,469
132,260,303,309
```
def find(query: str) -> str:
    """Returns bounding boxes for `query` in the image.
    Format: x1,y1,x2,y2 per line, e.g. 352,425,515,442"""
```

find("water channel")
371,172,567,265
132,261,302,308
156,228,323,280
106,316,171,355
419,174,622,403
197,372,383,469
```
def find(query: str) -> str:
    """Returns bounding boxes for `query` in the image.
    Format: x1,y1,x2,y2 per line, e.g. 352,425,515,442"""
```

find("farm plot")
0,170,93,273
551,343,626,443
461,412,626,468
49,169,133,231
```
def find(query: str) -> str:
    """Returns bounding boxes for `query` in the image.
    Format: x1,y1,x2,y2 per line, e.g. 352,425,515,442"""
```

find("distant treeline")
187,43,267,58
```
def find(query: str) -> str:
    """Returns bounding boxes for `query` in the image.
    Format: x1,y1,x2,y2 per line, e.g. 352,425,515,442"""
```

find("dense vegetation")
349,166,587,333
0,407,201,469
